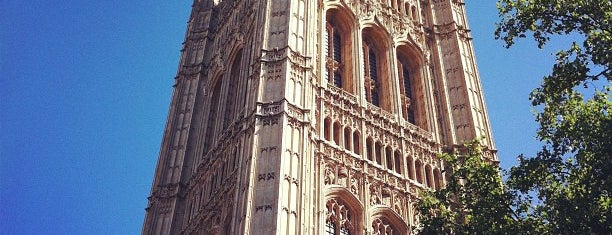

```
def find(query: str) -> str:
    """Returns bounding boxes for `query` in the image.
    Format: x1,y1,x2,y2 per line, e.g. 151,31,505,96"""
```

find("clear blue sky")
1,1,575,234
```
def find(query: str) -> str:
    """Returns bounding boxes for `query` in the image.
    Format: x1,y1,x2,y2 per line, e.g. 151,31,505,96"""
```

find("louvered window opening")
368,49,380,106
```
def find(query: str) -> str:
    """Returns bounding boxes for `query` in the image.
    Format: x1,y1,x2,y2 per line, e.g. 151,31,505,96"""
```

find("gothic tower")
142,0,496,234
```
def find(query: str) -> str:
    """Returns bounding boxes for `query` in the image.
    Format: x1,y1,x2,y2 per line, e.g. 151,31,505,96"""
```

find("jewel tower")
142,0,496,234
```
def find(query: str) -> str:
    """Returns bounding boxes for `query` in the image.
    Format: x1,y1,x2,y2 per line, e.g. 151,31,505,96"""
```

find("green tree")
413,140,524,235
496,0,611,233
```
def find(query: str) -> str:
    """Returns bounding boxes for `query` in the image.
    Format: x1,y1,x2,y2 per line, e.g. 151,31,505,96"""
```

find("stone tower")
142,0,496,234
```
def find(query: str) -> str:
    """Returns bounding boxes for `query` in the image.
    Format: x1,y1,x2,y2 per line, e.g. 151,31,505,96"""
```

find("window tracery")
397,46,418,125
325,8,354,93
371,217,397,235
362,27,392,112
326,199,354,235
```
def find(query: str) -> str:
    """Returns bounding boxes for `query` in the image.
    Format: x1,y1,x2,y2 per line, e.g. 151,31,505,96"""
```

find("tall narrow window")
224,50,243,128
333,32,343,87
205,79,222,152
397,43,424,127
325,9,354,93
398,61,415,124
326,24,343,88
434,168,442,190
324,118,332,141
415,160,423,184
362,27,389,110
425,165,433,188
394,151,402,175
364,44,380,106
407,157,415,180
333,122,341,144
375,142,383,165
366,138,374,161
344,127,351,151
353,131,360,155
385,147,393,171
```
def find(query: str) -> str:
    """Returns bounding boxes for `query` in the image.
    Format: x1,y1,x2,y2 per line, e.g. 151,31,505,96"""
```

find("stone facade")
142,0,496,234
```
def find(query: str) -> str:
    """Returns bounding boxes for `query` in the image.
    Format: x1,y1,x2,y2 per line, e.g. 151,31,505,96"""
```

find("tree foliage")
496,0,611,234
417,1,611,234
414,140,521,235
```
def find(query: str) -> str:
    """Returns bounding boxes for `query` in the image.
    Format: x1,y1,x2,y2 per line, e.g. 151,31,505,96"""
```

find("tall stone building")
142,0,496,234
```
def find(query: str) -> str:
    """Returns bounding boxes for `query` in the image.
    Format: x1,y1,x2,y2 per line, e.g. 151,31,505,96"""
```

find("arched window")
344,127,352,151
326,199,354,235
425,165,433,188
325,8,355,93
385,147,393,171
369,207,409,235
324,118,332,141
205,78,223,151
363,42,380,106
397,46,417,124
433,168,442,190
371,217,397,235
415,160,423,184
375,142,383,165
224,49,243,128
362,27,391,111
394,151,402,175
353,131,361,155
326,22,343,88
399,59,415,124
407,156,415,180
397,43,428,130
333,122,342,144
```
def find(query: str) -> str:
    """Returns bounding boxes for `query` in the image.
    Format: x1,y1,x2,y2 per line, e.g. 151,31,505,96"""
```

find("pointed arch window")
397,44,427,129
325,23,343,88
326,199,354,235
224,49,243,128
324,8,355,93
372,217,399,235
363,43,380,106
362,27,391,111
398,59,415,124
205,78,223,151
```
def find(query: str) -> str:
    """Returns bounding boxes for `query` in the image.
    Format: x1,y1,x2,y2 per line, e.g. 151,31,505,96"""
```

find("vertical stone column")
244,0,317,234
142,2,213,234
426,0,495,151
